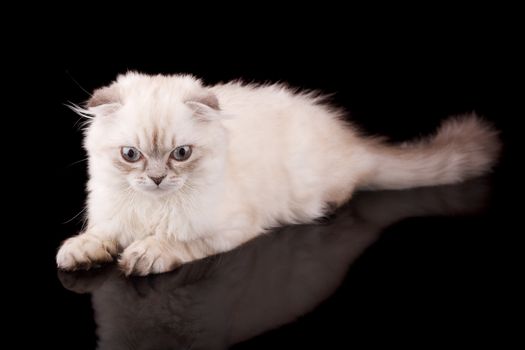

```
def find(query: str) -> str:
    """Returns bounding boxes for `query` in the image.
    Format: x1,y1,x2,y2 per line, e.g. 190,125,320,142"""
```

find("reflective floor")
45,175,516,349
19,35,521,349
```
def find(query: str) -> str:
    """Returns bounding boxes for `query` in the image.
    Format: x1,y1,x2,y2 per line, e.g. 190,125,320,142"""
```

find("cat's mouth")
137,184,182,196
137,188,173,197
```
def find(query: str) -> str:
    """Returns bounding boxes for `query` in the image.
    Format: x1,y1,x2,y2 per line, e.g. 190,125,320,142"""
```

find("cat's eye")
172,145,192,161
121,147,142,162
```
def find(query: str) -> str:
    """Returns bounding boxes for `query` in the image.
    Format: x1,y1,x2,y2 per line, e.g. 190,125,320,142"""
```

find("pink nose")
149,175,166,186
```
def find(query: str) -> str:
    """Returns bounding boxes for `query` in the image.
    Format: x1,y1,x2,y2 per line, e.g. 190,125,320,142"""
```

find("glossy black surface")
44,171,517,349
23,31,520,348
56,179,498,349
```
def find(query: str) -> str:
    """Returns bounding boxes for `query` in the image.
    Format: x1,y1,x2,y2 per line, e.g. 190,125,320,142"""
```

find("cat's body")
57,72,500,275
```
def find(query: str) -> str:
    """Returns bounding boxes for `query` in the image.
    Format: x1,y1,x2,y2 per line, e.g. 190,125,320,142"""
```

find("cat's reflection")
59,178,489,349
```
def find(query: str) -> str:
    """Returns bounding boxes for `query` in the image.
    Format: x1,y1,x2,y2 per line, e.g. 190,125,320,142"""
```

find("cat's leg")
56,230,120,271
118,236,211,276
119,210,260,276
119,228,256,276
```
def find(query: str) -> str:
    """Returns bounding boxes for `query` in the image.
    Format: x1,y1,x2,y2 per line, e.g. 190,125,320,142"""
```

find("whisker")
65,70,93,97
64,157,88,169
63,207,87,224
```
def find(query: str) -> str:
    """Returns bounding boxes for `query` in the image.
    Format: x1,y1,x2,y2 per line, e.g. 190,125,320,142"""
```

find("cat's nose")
149,175,166,186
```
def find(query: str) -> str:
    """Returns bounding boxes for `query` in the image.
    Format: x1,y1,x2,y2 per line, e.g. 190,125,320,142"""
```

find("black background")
16,16,522,349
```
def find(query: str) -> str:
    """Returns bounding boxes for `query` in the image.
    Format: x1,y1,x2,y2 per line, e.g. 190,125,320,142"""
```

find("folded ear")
85,85,121,115
185,91,221,120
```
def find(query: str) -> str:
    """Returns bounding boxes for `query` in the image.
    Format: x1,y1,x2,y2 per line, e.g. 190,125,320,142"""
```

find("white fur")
56,72,500,275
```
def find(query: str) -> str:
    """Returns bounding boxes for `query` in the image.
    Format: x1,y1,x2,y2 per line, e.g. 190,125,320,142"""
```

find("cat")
56,72,500,276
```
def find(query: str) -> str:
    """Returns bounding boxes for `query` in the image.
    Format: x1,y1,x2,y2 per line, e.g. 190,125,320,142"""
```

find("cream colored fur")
56,72,500,275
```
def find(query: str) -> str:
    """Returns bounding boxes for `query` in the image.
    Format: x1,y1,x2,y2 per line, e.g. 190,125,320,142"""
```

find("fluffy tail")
358,113,501,190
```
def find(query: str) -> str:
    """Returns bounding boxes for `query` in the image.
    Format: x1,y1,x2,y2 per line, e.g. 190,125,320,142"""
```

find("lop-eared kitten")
57,72,500,275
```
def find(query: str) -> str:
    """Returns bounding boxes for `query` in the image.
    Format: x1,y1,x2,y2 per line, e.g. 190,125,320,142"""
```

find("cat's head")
82,72,227,196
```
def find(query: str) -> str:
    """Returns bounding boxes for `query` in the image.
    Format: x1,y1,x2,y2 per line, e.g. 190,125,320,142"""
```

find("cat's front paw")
119,236,182,276
57,233,118,271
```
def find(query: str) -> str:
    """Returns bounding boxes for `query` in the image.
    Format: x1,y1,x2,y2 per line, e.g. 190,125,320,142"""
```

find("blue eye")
121,147,141,162
172,145,192,161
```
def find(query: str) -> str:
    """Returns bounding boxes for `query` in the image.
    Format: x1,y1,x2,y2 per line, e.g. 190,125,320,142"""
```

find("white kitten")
56,72,500,275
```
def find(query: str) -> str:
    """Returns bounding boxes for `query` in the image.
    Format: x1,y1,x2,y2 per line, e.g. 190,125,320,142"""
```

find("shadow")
58,178,490,349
